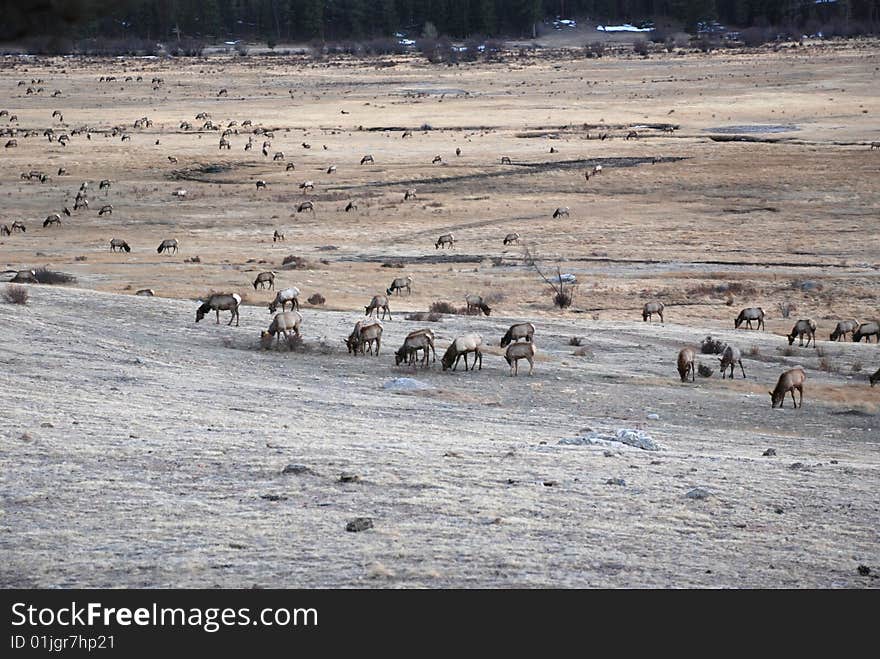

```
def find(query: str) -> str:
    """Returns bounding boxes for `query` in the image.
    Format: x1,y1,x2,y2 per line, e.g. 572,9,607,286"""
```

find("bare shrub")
633,39,649,56
33,268,75,284
778,300,796,319
782,346,797,357
429,301,460,315
307,293,326,306
554,291,573,308
405,312,441,322
701,336,725,354
3,284,28,304
697,364,713,377
569,336,583,346
585,41,605,58
74,255,87,261
819,357,833,372
749,345,761,356
852,360,863,373
282,255,311,270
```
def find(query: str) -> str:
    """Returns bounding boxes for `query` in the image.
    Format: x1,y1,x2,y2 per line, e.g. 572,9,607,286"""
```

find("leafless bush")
697,364,714,377
782,346,797,357
585,41,605,58
633,40,649,56
405,312,441,322
701,336,725,354
569,336,583,346
778,300,796,319
33,268,75,285
554,291,573,308
381,262,405,268
307,293,326,306
74,255,87,261
852,360,863,373
819,357,834,372
749,345,761,356
3,284,28,304
429,301,461,315
282,255,311,270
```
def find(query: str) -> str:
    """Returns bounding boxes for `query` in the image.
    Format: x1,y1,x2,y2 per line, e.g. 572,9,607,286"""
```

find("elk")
456,147,461,156
253,271,276,290
99,179,111,190
98,204,113,216
157,239,179,254
299,180,314,191
73,196,88,211
273,152,284,161
735,307,765,330
394,328,437,366
871,142,880,150
326,165,337,174
268,287,300,313
386,275,413,296
677,347,696,382
345,201,358,212
505,341,536,376
852,321,880,343
435,233,455,249
625,130,639,140
770,367,806,408
432,155,442,164
168,156,178,163
5,139,17,148
830,319,859,341
301,142,311,149
218,88,228,97
503,232,520,245
501,156,512,164
401,130,412,138
870,367,880,386
255,180,267,190
365,294,392,320
219,138,231,149
637,301,664,323
441,334,483,371
286,162,296,171
719,344,746,379
500,322,535,347
10,221,26,233
297,201,315,213
552,207,570,218
109,238,130,252
0,225,9,235
196,293,241,326
43,214,62,227
360,154,374,165
345,319,383,355
273,230,285,242
260,311,303,349
404,188,417,201
787,319,817,347
465,294,491,316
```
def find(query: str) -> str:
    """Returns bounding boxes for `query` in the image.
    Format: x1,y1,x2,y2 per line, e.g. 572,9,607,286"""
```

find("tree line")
2,0,877,44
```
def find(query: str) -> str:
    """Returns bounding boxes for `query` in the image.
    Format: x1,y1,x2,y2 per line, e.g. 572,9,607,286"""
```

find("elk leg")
739,361,746,378
216,309,220,324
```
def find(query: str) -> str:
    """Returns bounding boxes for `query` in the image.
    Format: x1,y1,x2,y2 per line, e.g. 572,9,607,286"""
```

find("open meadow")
1,41,879,587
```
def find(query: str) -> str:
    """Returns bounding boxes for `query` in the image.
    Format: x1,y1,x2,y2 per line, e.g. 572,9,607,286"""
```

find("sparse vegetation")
33,268,76,285
3,284,29,304
282,255,311,270
307,293,326,306
429,301,460,315
569,336,583,346
405,312,441,322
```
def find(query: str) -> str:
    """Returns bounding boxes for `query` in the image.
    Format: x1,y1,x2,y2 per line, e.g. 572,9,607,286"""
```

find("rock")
542,480,558,487
40,422,54,428
857,565,871,576
346,517,373,532
560,428,661,451
774,507,784,514
260,494,287,502
789,462,804,470
697,363,714,377
604,450,614,457
339,472,360,483
606,478,626,486
282,464,312,475
686,487,712,500
763,448,777,456
19,432,33,442
383,377,434,392
646,413,660,420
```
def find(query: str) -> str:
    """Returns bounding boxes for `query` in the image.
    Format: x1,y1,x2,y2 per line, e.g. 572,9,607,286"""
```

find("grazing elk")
787,319,817,347
345,201,358,212
386,275,413,296
643,302,665,323
501,156,512,164
365,295,392,320
719,344,746,379
432,155,442,164
268,287,300,313
157,239,179,254
273,230,285,242
195,293,241,326
394,329,437,367
404,188,417,201
297,201,315,214
345,319,383,356
500,322,535,347
830,319,859,342
435,233,455,249
299,180,314,191
360,154,374,165
625,130,639,140
109,238,131,252
10,221,26,233
98,204,113,216
465,294,491,316
253,271,276,290
770,367,806,409
503,232,520,245
43,214,62,227
255,180,267,190
260,311,303,349
441,334,483,372
286,162,296,171
273,152,284,161
677,347,696,382
552,207,570,218
735,307,765,330
505,341,536,376
326,165,337,174
852,321,880,343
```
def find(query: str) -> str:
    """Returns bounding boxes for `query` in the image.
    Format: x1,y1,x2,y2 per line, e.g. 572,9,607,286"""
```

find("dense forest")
2,0,878,45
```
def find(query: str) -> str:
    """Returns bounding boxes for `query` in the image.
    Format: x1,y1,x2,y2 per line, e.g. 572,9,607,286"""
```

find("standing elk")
735,307,765,330
719,344,746,379
386,275,413,296
365,295,392,320
770,367,806,408
677,347,696,382
552,207,570,218
435,233,455,249
43,214,62,227
268,287,300,313
505,341,536,376
98,205,113,216
253,271,276,290
500,322,535,347
10,221,26,233
345,319,383,355
0,225,9,236
109,238,131,252
273,152,284,161
501,156,512,164
643,302,665,323
195,293,241,326
394,329,437,367
260,311,303,349
852,321,880,343
869,367,880,386
503,232,520,245
285,162,296,171
157,239,179,254
297,201,315,214
345,201,358,212
465,294,491,316
404,188,417,201
787,319,817,347
830,319,859,341
273,230,285,242
360,155,374,164
99,179,111,190
255,180,267,190
441,334,483,372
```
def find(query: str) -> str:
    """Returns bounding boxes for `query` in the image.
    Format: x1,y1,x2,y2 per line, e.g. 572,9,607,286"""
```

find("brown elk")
365,295,392,320
253,271,276,290
503,232,520,245
435,233,455,249
505,341,536,376
830,320,859,341
735,307,765,330
441,334,483,372
770,367,806,408
195,293,241,326
852,321,880,343
643,302,665,323
677,347,696,382
465,294,491,316
273,230,285,242
787,319,817,347
109,238,130,252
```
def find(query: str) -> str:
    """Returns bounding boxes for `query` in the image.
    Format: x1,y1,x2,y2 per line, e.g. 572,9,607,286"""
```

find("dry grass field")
1,41,879,588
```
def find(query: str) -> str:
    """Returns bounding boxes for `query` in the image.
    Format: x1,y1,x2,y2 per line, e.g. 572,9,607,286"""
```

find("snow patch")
559,428,662,451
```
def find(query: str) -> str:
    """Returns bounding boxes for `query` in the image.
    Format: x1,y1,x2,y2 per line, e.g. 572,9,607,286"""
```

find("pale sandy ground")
0,43,879,588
